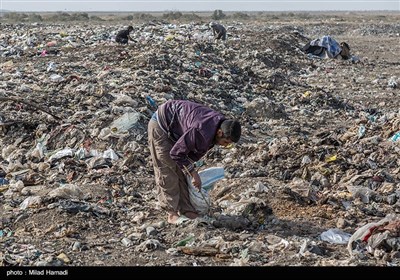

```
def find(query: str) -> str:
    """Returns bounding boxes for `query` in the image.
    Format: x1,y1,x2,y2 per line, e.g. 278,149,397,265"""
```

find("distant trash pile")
302,35,352,60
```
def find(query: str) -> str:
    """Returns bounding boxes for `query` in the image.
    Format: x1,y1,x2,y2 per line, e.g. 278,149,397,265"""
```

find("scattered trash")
0,14,398,266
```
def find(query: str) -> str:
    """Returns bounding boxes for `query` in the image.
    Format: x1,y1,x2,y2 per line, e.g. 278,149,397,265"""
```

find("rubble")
1,12,400,266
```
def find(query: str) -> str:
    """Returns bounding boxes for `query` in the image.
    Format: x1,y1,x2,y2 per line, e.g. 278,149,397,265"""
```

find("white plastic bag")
320,228,351,244
188,167,224,215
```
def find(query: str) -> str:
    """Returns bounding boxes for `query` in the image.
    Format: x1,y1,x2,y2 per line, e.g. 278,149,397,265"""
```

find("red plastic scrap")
371,176,384,182
362,226,377,242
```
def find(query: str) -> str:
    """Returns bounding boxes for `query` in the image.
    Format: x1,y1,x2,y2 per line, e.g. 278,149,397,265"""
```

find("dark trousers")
116,37,128,44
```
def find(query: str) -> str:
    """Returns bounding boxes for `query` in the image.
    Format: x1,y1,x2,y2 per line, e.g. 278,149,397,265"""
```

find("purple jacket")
156,100,225,172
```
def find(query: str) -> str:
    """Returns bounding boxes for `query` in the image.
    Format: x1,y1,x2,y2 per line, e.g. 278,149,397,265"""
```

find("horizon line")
1,9,399,12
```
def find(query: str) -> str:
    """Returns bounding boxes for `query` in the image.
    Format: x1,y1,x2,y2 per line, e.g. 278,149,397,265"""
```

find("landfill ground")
1,12,400,267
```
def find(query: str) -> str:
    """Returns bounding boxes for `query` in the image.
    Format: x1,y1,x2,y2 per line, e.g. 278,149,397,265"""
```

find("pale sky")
1,0,399,12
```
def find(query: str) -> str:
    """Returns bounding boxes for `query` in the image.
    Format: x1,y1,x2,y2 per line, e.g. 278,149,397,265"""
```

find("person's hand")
190,170,202,191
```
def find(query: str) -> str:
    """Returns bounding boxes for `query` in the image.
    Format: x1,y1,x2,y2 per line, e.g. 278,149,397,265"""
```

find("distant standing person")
209,22,226,41
115,25,134,44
